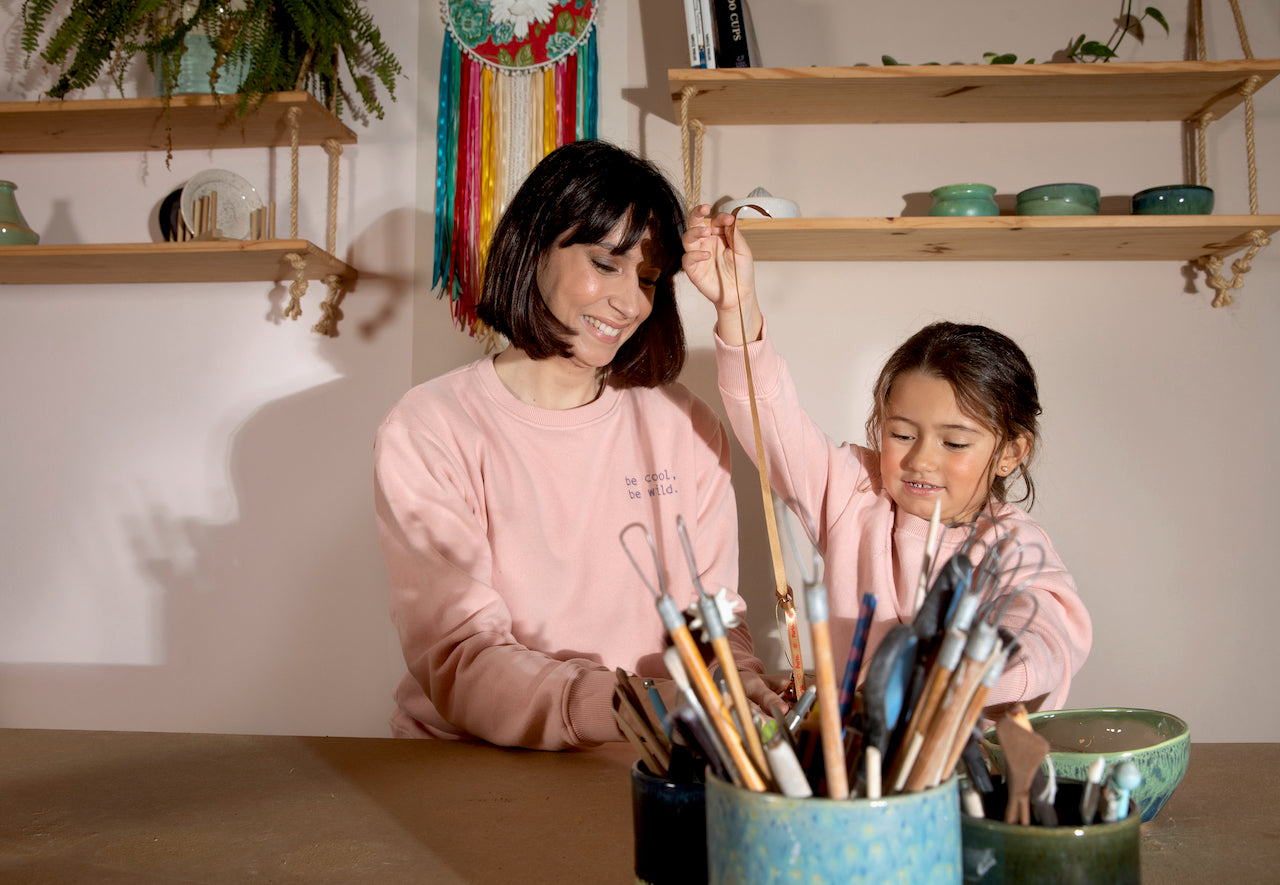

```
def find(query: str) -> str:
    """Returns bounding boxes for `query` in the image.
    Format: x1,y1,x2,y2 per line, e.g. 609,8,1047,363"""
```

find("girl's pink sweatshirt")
715,326,1092,712
374,355,764,749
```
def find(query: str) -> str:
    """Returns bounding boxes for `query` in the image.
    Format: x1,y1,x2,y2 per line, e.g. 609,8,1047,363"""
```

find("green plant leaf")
1145,7,1170,33
882,55,900,65
1080,41,1116,58
987,53,1017,65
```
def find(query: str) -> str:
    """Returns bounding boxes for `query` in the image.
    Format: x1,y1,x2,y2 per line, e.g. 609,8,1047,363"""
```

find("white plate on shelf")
180,168,263,240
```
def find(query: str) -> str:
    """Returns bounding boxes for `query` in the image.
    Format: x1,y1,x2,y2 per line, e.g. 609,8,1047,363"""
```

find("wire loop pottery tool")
675,516,771,781
621,522,766,792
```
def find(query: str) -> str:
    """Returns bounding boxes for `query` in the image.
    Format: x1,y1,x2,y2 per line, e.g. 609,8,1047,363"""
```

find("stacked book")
683,0,752,68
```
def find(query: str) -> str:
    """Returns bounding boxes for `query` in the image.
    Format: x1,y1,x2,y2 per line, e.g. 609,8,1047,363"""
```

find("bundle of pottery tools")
616,500,1060,803
976,705,1143,827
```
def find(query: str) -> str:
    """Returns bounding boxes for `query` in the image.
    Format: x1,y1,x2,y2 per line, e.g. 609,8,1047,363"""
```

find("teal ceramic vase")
928,183,1000,217
706,773,960,884
156,34,250,96
0,180,39,245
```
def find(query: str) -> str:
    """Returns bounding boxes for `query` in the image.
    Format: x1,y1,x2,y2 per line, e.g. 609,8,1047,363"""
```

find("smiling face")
536,223,661,371
879,370,1027,525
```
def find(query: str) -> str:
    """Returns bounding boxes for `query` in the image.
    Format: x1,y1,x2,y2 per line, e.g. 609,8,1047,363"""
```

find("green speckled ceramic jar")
961,782,1140,884
706,773,960,884
0,180,39,246
928,183,1000,217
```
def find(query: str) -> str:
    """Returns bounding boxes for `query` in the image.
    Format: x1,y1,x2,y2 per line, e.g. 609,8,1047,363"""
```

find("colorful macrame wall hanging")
434,0,600,337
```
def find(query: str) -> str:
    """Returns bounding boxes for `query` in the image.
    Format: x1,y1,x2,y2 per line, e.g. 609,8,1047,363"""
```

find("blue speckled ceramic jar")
928,183,1000,217
706,773,960,884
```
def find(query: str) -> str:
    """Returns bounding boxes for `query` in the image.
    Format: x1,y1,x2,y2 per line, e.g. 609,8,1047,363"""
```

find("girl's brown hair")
865,322,1043,511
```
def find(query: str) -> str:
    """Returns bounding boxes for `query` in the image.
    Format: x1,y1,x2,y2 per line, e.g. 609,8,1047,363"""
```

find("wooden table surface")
0,729,1274,883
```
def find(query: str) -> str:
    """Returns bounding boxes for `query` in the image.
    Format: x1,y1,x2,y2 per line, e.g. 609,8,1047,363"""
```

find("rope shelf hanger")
1190,0,1271,308
280,87,352,337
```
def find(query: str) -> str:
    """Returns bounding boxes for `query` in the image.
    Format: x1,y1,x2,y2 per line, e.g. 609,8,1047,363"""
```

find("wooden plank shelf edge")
733,215,1280,262
669,60,1280,125
0,92,357,154
0,240,357,285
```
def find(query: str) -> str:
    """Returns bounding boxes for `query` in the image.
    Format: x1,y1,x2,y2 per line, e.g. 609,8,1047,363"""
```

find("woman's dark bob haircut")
476,140,687,388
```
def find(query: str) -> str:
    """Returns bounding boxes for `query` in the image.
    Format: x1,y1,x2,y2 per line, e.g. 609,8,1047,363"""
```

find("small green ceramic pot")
1016,182,1100,216
706,772,960,884
929,183,1000,217
1131,185,1214,215
962,782,1141,885
984,707,1189,823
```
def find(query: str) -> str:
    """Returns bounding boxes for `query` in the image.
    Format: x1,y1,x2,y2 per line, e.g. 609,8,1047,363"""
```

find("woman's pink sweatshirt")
715,326,1091,711
374,356,764,749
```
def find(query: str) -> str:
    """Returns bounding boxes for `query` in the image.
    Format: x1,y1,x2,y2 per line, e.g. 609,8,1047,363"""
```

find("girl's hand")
681,205,762,345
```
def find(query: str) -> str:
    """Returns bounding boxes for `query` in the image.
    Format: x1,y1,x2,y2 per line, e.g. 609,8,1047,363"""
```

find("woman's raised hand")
681,205,762,345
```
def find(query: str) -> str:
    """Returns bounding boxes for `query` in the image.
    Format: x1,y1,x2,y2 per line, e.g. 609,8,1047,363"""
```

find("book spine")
682,0,706,68
698,0,718,68
712,0,750,67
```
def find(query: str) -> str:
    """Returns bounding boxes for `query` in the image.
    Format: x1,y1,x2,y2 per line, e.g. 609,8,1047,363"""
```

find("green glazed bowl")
984,707,1189,823
1132,184,1214,215
1016,182,1100,216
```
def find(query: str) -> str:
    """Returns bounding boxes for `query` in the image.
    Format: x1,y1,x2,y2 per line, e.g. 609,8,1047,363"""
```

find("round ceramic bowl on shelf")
1132,184,1214,215
928,183,1000,217
983,707,1190,823
1016,182,1100,216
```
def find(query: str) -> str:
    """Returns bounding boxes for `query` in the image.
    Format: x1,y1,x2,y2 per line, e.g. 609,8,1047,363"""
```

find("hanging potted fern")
19,0,402,123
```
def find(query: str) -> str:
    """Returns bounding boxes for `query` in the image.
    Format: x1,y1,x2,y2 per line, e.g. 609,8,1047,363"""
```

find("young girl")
682,207,1091,713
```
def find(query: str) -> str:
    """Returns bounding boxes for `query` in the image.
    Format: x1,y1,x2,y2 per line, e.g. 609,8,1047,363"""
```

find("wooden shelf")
0,91,356,154
733,215,1280,262
0,240,356,285
669,60,1280,125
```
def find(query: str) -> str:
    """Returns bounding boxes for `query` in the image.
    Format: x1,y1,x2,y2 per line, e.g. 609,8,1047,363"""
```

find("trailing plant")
880,1,1168,66
1065,2,1168,63
19,0,402,122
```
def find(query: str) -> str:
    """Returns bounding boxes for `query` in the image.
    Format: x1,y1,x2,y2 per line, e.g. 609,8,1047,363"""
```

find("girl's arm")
682,205,763,345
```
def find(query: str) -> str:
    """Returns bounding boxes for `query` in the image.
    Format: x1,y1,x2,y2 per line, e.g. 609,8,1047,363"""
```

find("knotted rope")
311,137,348,337
1191,0,1270,307
679,86,706,207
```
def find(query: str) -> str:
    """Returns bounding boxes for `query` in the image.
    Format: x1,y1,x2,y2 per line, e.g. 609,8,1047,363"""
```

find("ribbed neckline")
476,355,622,427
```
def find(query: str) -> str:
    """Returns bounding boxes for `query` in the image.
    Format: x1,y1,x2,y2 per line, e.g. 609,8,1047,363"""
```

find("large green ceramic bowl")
984,707,1189,823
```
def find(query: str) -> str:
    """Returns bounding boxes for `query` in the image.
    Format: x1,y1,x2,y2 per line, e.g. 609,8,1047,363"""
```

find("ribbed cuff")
565,667,621,747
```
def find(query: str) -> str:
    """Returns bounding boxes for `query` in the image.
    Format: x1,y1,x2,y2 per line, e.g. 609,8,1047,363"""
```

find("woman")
375,141,777,749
